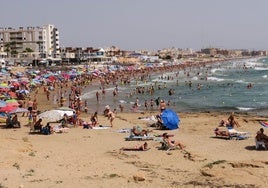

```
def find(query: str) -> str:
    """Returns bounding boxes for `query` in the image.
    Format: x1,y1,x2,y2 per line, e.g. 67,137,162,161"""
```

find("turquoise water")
81,57,268,115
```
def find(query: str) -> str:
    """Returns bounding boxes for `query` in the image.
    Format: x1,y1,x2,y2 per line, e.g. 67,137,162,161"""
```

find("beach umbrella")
161,109,180,130
0,100,7,107
259,121,268,128
9,107,29,114
0,105,16,113
38,109,74,122
0,83,8,87
5,99,19,107
8,91,17,98
11,82,20,87
0,86,10,92
18,89,30,95
38,110,64,122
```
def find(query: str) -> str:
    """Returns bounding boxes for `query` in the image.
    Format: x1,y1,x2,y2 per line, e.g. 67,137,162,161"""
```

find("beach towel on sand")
121,148,151,151
92,125,110,130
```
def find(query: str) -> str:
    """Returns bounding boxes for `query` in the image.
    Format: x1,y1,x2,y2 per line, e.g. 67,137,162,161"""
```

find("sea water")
81,57,268,116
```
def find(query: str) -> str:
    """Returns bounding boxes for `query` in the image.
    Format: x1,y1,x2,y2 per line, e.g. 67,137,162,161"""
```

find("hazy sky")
2,0,268,51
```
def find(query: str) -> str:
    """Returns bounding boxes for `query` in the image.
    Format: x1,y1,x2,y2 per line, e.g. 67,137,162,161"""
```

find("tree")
25,48,34,52
4,41,17,57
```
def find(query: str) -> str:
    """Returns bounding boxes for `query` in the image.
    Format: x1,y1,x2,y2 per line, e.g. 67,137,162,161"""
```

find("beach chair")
29,123,41,134
228,129,250,140
125,134,155,141
255,139,266,150
159,138,179,151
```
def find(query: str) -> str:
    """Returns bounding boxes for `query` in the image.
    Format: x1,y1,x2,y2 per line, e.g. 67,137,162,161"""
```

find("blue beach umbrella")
0,100,7,107
161,109,180,130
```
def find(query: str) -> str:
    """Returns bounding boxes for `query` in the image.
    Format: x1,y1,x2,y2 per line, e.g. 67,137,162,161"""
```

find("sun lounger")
29,123,41,134
214,128,249,140
125,135,155,141
255,139,266,150
159,138,179,151
228,129,250,140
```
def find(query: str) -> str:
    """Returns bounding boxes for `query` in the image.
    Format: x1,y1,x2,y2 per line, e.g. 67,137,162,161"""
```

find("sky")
1,0,268,51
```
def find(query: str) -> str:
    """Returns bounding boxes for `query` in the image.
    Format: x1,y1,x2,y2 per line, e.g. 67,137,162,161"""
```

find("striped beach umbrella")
259,121,268,128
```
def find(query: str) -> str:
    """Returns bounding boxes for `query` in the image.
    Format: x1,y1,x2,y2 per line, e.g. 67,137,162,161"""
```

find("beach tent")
161,109,180,130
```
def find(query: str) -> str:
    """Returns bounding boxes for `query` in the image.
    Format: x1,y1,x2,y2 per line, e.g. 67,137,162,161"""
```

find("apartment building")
0,24,60,59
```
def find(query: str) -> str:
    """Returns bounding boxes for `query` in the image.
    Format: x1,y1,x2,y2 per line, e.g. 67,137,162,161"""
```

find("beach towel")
116,128,131,133
214,128,249,140
53,125,69,133
92,127,109,130
121,148,151,151
92,125,110,130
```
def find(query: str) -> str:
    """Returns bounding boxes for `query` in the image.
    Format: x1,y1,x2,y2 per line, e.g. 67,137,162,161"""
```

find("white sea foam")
211,68,226,74
254,67,268,71
207,76,225,82
235,80,246,83
236,107,255,111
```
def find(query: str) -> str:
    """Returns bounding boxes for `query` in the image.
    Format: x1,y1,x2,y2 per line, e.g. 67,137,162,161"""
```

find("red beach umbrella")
0,105,16,113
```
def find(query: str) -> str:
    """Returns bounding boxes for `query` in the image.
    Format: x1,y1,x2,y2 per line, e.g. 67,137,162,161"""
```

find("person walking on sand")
96,91,100,102
27,98,33,116
107,109,115,127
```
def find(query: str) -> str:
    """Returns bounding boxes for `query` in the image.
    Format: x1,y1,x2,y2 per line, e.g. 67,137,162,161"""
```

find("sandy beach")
0,66,268,188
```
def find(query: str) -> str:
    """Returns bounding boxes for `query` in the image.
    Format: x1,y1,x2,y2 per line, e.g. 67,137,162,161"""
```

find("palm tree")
25,48,34,53
4,42,11,58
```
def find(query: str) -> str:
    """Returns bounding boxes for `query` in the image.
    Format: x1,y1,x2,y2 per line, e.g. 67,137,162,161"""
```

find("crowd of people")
1,61,267,152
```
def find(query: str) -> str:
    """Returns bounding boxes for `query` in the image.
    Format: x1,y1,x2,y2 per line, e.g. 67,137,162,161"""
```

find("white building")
0,24,60,59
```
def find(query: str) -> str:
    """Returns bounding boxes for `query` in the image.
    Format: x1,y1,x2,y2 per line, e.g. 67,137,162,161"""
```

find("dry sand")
0,68,268,188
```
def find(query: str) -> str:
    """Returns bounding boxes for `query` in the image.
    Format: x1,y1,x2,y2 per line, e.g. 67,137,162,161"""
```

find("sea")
80,57,268,116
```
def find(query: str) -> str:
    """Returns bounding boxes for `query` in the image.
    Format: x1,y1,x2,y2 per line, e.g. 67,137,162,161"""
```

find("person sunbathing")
121,142,148,151
214,128,230,137
80,120,93,129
